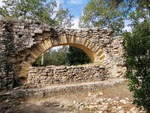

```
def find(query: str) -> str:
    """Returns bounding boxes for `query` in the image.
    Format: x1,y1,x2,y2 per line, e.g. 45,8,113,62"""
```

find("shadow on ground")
9,101,75,113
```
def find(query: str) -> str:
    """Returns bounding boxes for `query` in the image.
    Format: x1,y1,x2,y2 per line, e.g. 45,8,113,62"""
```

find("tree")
0,0,73,27
123,1,150,111
67,46,91,65
33,46,91,66
79,0,125,34
33,46,69,66
79,0,150,35
124,16,150,112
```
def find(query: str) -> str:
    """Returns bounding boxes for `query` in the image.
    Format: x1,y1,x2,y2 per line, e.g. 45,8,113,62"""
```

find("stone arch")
0,20,126,90
19,33,106,78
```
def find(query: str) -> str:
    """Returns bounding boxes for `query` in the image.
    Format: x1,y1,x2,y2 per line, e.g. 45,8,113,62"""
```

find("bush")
124,20,150,112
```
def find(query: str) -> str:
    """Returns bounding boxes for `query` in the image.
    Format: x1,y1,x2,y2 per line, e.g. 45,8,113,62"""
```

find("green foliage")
79,0,150,35
124,19,150,112
67,46,91,65
34,55,42,66
79,0,125,34
33,46,91,66
33,46,69,66
0,0,73,27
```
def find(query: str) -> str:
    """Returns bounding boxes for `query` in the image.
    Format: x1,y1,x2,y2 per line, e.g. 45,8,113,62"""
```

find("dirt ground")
5,81,145,113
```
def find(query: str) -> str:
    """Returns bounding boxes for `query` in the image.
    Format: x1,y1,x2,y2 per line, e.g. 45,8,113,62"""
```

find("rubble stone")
0,20,125,90
27,65,108,86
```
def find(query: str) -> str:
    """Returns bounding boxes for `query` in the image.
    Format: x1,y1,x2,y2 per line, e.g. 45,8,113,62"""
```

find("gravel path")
0,78,146,113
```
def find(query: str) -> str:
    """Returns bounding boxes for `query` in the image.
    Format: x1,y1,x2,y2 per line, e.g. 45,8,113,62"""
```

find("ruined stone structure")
27,65,108,86
0,20,126,90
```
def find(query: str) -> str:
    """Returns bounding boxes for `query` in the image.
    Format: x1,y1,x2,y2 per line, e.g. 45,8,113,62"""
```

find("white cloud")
0,0,4,7
55,0,64,5
123,20,132,32
68,0,83,4
123,26,132,32
54,0,65,12
71,17,79,29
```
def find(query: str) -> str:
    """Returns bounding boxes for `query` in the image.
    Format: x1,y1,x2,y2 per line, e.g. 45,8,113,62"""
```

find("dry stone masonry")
27,65,108,86
0,20,126,90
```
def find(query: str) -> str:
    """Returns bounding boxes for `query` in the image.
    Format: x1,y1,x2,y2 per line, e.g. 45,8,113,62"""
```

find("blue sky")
55,0,90,17
52,0,131,31
54,0,90,28
0,0,131,31
0,0,90,18
0,0,90,28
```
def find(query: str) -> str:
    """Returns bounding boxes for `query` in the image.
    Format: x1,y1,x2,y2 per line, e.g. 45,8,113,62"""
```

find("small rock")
20,101,24,104
120,99,127,104
88,92,92,96
5,99,10,103
97,98,104,104
107,98,112,101
130,107,138,113
87,105,96,111
117,106,122,110
103,105,108,110
125,98,129,100
118,109,125,113
112,100,118,105
116,96,119,100
73,100,76,104
99,92,103,96
112,106,117,109
13,87,20,90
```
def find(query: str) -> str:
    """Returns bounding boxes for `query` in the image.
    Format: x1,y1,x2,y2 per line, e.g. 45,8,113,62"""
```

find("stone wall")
27,65,108,86
0,20,126,90
0,21,15,89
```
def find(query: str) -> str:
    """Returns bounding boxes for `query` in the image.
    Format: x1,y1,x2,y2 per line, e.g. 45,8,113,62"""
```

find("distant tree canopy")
33,46,91,66
79,0,150,34
33,46,69,66
79,0,124,34
67,46,91,66
0,0,73,27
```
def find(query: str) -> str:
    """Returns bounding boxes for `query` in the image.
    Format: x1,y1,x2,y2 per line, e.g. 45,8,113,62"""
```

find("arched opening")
19,37,105,79
26,44,107,86
32,45,91,66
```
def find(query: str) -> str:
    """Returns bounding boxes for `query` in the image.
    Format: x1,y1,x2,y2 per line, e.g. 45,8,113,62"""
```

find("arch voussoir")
59,34,68,44
99,54,105,60
92,45,99,53
19,61,31,77
30,46,41,58
83,39,90,47
87,42,95,49
96,49,103,56
74,36,82,44
44,38,53,48
80,38,86,45
69,35,76,43
50,38,59,46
